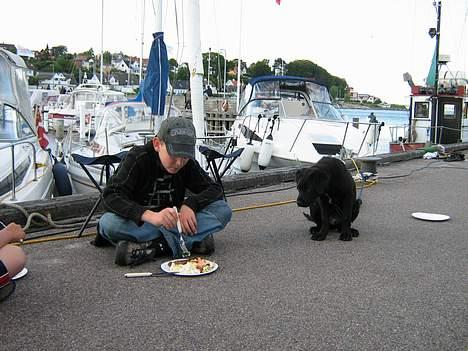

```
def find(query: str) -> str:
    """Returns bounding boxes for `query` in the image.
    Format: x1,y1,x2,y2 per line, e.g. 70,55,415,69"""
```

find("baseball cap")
157,117,196,159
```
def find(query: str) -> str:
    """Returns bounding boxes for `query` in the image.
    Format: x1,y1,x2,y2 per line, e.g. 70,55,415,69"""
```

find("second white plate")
411,212,450,222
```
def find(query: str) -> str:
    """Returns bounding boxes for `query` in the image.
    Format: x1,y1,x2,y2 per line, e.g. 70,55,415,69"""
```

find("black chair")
199,145,244,199
71,151,128,237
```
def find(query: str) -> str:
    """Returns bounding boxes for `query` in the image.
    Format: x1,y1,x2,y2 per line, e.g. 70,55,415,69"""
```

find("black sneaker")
191,234,215,255
114,237,170,266
90,224,112,247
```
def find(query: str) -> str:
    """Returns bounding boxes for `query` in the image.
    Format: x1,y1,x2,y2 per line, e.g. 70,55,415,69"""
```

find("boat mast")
236,0,243,112
100,0,104,84
140,0,146,83
185,0,205,163
434,1,441,97
433,0,441,143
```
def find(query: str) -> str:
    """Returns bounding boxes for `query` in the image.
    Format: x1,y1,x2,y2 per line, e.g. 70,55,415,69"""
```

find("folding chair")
71,151,128,237
199,145,244,199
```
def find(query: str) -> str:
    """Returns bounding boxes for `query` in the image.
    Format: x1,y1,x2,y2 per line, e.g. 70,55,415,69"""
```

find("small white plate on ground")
411,212,450,222
12,267,28,280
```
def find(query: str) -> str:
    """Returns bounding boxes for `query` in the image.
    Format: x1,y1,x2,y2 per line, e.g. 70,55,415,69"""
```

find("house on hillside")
112,59,130,73
173,80,189,95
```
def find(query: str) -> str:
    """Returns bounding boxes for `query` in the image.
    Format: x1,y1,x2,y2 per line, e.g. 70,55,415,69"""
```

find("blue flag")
143,32,169,115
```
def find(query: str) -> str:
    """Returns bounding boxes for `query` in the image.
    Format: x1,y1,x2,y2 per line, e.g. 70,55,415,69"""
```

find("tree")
50,45,68,58
175,64,189,81
103,51,112,65
272,57,287,75
287,59,347,94
247,60,272,78
78,48,94,60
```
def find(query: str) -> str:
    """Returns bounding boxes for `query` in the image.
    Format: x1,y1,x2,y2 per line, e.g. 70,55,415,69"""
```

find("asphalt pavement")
1,156,467,351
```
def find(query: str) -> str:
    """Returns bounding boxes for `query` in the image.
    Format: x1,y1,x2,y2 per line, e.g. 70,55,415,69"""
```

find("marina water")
338,108,410,154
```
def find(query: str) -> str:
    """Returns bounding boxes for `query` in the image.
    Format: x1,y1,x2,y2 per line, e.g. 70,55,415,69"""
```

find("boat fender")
239,143,255,172
366,124,379,145
52,162,72,196
258,134,274,170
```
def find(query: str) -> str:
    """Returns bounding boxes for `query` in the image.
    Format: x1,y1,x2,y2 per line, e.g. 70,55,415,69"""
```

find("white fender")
366,124,379,145
239,143,255,172
258,135,274,170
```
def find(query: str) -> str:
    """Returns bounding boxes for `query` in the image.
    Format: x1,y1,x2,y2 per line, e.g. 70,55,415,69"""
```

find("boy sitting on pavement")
0,223,27,302
93,117,232,266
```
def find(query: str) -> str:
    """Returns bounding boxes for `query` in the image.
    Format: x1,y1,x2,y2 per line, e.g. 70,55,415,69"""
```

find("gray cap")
157,117,196,159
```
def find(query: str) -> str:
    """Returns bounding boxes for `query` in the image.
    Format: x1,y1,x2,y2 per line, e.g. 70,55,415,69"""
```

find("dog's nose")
296,199,307,207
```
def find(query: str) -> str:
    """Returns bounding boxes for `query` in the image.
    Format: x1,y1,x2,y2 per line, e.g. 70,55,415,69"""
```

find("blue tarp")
143,32,168,115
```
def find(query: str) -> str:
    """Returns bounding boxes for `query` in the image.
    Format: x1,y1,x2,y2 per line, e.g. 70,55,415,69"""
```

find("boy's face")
153,138,189,174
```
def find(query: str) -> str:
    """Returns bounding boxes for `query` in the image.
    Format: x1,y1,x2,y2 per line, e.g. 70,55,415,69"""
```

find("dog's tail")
303,212,314,222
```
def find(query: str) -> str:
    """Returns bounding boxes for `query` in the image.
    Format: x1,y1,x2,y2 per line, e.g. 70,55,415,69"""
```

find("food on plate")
169,257,214,274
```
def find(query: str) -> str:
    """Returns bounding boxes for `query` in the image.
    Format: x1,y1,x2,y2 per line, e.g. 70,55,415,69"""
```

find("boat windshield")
0,49,35,140
0,104,35,141
95,103,153,135
239,78,342,121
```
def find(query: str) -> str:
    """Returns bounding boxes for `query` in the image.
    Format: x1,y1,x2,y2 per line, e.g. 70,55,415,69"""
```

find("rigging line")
173,0,182,64
211,0,221,52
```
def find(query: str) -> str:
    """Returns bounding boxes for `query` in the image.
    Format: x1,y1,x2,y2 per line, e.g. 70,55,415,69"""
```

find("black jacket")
102,141,223,225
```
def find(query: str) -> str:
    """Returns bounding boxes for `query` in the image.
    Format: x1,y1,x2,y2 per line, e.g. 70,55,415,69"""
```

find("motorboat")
230,75,380,172
0,48,55,203
46,79,127,132
63,101,180,193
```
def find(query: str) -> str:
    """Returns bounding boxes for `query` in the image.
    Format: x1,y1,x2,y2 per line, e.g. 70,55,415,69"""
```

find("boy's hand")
179,205,197,235
142,208,177,229
5,223,25,242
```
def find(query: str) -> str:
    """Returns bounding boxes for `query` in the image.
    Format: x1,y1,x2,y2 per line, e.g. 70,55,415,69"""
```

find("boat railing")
285,118,382,157
389,124,467,144
0,139,38,201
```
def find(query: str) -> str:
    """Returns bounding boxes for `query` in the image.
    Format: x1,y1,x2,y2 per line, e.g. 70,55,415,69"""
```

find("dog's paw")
311,231,327,241
339,231,353,241
351,228,359,237
309,226,318,235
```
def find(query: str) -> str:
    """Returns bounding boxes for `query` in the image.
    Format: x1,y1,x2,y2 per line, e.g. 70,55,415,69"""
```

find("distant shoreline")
335,102,408,111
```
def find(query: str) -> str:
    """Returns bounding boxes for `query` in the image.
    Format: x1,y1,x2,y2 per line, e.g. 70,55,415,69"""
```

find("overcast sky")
2,0,467,105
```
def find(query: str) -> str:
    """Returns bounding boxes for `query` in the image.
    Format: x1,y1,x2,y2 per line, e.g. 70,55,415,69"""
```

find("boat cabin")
408,82,468,146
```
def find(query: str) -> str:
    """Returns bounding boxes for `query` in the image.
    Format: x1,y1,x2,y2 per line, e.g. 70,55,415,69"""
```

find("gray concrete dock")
1,155,467,350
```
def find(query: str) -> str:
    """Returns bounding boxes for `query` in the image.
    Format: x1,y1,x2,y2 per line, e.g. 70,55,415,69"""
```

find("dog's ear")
310,169,329,195
295,168,305,183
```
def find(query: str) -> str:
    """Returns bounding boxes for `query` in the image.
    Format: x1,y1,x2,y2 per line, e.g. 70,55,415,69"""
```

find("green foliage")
287,59,347,95
103,51,112,64
50,45,68,58
247,60,272,78
55,57,75,73
175,65,189,81
28,75,39,86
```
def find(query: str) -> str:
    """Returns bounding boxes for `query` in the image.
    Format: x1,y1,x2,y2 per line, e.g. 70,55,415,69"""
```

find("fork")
173,206,191,258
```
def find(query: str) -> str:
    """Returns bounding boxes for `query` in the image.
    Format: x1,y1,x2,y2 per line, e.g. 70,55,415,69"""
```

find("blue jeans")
99,200,232,257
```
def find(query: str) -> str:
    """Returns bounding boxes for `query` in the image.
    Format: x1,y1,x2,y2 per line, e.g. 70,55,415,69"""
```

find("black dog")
296,157,361,241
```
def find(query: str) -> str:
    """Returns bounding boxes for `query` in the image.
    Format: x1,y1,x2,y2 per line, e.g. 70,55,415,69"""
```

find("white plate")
411,212,450,222
161,258,218,276
12,267,28,280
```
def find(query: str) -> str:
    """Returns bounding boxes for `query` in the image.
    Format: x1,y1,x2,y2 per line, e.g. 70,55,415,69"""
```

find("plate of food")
161,257,218,276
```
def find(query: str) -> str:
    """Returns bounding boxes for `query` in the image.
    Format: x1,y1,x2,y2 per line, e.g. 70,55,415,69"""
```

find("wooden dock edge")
2,142,467,227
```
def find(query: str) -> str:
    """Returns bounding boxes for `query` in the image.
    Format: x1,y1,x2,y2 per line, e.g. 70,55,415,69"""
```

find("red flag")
276,0,281,4
35,108,49,150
